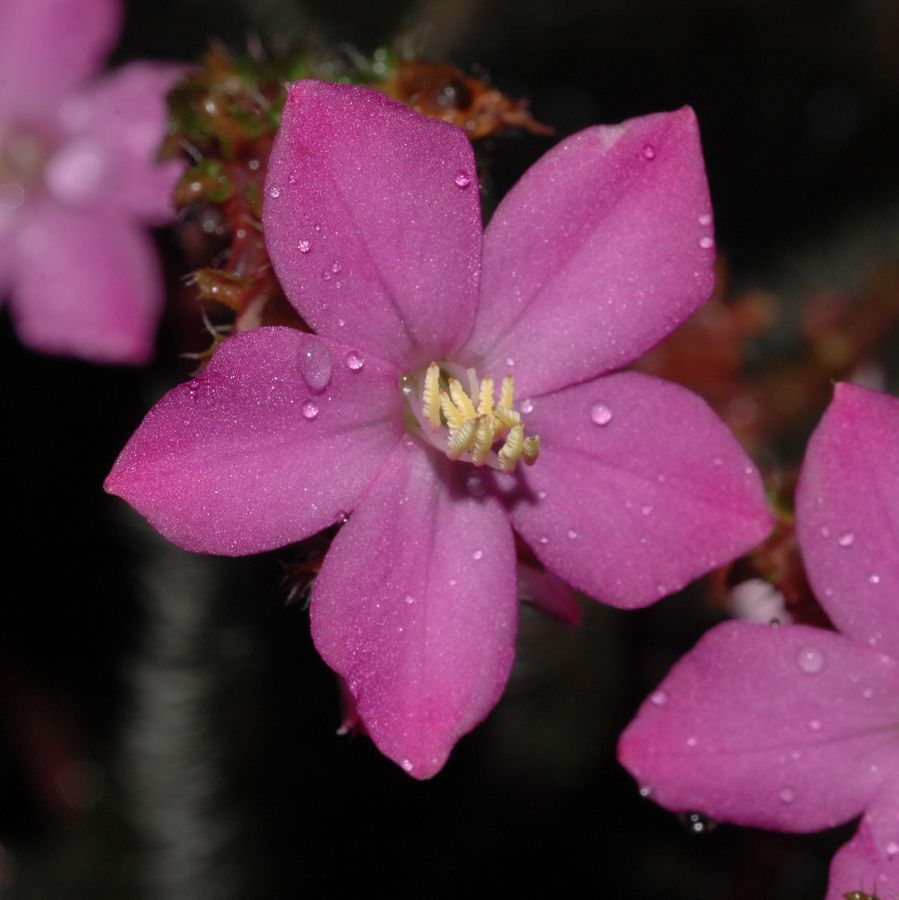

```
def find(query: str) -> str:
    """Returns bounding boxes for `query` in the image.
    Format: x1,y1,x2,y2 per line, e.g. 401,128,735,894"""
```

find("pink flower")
106,81,771,777
0,0,183,363
619,383,899,899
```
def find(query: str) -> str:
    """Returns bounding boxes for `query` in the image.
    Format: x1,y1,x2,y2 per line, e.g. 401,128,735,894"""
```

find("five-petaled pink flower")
0,0,182,363
106,81,771,777
619,383,899,900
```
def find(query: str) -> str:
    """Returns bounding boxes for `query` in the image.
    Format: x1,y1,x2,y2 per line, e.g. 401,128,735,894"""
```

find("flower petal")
505,372,771,608
311,443,518,778
797,383,899,653
106,328,404,553
518,563,582,626
9,206,161,363
0,0,120,118
263,81,482,370
826,779,899,900
618,621,899,832
53,62,185,222
463,107,715,398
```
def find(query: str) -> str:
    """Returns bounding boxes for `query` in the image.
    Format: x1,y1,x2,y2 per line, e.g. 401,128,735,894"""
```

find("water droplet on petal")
886,841,898,859
698,213,712,226
699,235,715,250
808,719,822,731
869,573,881,584
838,532,855,547
686,736,697,748
345,351,365,371
797,647,824,674
321,268,332,281
538,535,549,545
680,812,716,834
862,687,874,699
301,401,319,419
520,398,534,414
472,549,483,560
642,144,656,160
403,594,415,605
466,474,487,498
537,489,547,500
454,170,472,188
641,504,654,516
187,379,200,398
638,785,652,798
590,403,613,426
778,787,795,804
650,690,668,706
331,260,342,274
401,758,414,773
268,185,281,199
567,529,579,540
299,341,332,392
505,357,515,367
819,526,830,538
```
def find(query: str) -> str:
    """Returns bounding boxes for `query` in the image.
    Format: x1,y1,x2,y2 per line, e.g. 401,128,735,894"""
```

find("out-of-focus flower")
0,0,183,363
106,82,771,777
619,383,899,900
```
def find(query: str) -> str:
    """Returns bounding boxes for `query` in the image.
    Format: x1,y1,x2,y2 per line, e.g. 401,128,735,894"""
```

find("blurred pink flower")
106,81,771,777
0,0,183,363
619,383,899,900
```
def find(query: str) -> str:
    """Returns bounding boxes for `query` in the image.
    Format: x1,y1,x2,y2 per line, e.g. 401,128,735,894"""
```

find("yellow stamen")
440,391,466,431
422,363,441,430
522,435,541,465
447,419,477,459
500,375,514,410
497,424,525,473
471,417,495,466
477,377,494,418
494,405,520,430
448,378,477,420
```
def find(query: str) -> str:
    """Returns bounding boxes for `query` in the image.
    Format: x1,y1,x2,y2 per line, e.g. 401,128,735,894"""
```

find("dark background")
3,1,897,897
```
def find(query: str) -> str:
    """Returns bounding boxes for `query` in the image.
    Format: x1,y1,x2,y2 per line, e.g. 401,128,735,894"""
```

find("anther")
447,419,477,459
471,417,495,466
497,424,524,472
423,363,441,430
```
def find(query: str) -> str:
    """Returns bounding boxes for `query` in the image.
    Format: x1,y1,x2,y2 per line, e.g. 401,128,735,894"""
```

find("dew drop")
187,379,200,398
638,785,652,798
520,398,534,414
713,457,723,467
650,690,668,706
642,144,656,160
819,526,830,538
321,268,332,281
862,687,874,699
886,841,898,859
590,402,613,426
537,489,547,500
539,535,549,545
268,185,281,199
403,594,415,605
680,812,716,834
345,351,365,371
838,532,855,547
299,342,332,393
686,736,697,748
454,170,472,188
698,213,712,226
869,573,881,584
331,260,342,274
301,401,319,420
567,529,579,540
337,318,346,327
808,719,822,731
297,239,312,254
472,549,483,560
466,474,487,498
699,235,715,249
797,646,824,674
778,787,795,804
401,758,414,773
641,504,654,516
505,357,515,367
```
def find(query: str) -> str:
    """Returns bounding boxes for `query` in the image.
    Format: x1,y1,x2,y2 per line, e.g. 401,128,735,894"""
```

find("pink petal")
51,62,185,222
311,443,518,778
797,383,899,653
826,779,899,900
462,107,715,398
0,0,120,119
9,205,161,363
618,621,899,832
505,372,771,608
518,563,583,626
263,81,482,370
106,329,404,553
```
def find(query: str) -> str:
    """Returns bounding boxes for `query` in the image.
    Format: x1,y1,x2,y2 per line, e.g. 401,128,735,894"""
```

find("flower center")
404,362,541,473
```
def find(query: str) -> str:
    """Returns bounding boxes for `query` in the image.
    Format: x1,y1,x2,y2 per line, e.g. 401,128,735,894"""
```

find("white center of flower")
405,362,541,473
